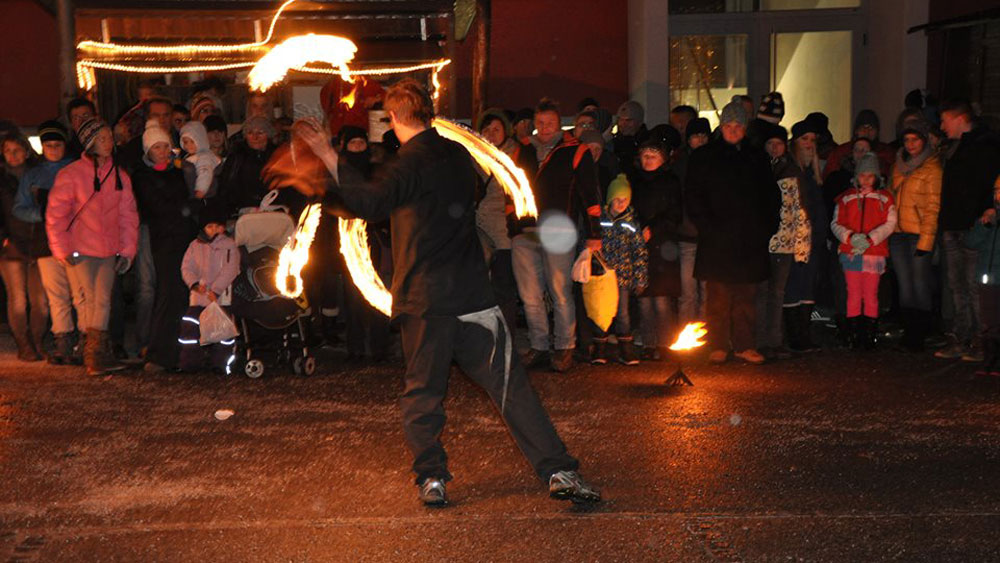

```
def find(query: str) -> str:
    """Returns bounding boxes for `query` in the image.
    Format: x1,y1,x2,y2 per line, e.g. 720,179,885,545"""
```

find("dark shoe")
784,307,803,350
418,478,448,507
590,339,609,365
49,332,75,365
549,470,601,504
734,348,765,364
618,338,639,366
84,329,103,376
861,316,878,351
522,348,550,369
16,341,41,362
550,348,574,372
640,347,660,361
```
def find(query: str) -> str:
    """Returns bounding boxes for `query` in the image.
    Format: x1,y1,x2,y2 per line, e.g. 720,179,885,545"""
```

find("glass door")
771,30,854,141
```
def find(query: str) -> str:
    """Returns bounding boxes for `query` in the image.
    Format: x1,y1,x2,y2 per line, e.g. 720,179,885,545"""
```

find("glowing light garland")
77,0,297,56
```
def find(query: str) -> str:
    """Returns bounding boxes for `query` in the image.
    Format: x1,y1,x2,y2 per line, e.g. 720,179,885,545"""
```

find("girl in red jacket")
830,153,898,348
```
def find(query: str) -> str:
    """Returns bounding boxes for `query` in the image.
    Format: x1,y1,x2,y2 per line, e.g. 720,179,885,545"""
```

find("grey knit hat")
617,100,645,124
242,115,276,139
854,152,881,179
720,99,748,127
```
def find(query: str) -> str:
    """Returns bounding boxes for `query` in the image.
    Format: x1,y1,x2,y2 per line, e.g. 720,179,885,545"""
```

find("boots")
784,308,803,350
618,337,639,366
797,305,820,352
12,329,41,362
859,316,878,351
900,308,926,352
84,329,126,376
71,331,85,365
48,332,76,365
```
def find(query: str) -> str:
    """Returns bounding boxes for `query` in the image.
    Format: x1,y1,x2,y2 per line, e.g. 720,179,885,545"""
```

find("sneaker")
550,348,574,372
961,345,984,363
618,339,639,366
734,348,765,364
708,349,728,364
522,348,550,369
548,470,601,504
418,478,448,507
934,343,965,359
590,340,609,365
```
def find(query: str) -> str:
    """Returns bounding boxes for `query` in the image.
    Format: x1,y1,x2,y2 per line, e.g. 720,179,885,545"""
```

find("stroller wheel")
245,359,265,379
293,356,316,376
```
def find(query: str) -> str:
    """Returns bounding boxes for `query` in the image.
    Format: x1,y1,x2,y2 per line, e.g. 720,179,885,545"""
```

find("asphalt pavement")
0,335,998,562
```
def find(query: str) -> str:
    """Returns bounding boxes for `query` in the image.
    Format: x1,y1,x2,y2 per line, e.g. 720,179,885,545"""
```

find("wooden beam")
470,0,489,121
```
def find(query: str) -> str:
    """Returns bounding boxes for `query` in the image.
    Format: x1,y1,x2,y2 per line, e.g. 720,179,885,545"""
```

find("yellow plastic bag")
581,254,618,332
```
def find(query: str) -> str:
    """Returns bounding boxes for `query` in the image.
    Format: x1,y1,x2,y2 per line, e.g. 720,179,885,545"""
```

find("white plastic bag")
199,302,239,345
572,248,592,283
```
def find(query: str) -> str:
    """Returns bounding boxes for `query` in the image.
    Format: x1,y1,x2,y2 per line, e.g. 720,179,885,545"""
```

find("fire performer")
295,79,600,506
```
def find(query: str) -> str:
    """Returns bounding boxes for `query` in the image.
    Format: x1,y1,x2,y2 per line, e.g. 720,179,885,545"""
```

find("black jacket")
632,166,682,296
324,127,494,319
684,138,780,284
938,126,1000,232
131,162,198,253
530,135,603,240
0,172,49,261
612,124,649,178
215,141,276,216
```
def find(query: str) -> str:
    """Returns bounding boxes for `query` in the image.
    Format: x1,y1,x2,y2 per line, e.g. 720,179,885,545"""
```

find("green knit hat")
606,173,632,204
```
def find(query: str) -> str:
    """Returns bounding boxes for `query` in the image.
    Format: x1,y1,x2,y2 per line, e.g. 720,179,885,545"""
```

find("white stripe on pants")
66,256,116,331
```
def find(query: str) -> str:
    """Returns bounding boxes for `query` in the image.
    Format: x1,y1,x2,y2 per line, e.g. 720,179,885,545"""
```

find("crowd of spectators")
2,77,999,376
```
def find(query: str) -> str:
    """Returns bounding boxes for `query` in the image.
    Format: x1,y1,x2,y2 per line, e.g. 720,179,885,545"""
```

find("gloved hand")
915,249,930,257
114,254,133,274
849,233,870,256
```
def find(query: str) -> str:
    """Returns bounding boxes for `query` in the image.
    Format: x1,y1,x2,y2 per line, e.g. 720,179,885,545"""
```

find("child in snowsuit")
830,153,897,349
180,121,221,199
591,173,648,365
178,207,240,372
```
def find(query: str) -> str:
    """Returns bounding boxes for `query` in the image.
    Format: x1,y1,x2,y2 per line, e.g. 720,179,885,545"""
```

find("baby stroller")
229,210,316,378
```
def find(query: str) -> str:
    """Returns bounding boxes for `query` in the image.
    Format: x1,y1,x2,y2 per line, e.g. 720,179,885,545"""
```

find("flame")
275,202,323,298
339,218,393,316
340,82,358,109
669,322,708,351
249,33,357,92
433,117,537,219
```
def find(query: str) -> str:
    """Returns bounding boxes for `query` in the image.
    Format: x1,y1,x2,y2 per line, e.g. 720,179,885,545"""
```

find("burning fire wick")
666,322,707,386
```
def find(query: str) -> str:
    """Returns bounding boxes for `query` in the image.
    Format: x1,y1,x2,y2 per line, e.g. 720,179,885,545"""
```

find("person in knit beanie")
612,101,649,177
757,92,785,124
831,151,897,349
590,172,647,366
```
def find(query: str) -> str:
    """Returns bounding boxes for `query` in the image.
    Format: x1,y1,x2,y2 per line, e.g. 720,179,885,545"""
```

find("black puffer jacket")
131,161,198,253
632,166,682,296
684,138,781,284
0,171,49,261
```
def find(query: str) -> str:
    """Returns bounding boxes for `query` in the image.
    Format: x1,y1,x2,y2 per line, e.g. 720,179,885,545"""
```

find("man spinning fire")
296,79,600,506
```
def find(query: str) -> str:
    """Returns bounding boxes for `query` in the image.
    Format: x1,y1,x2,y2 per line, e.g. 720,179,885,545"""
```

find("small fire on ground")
669,322,708,352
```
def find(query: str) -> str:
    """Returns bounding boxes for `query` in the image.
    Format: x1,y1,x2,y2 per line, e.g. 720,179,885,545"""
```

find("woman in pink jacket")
46,118,139,375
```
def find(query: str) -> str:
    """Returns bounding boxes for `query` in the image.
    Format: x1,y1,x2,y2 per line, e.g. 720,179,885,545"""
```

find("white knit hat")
142,119,171,155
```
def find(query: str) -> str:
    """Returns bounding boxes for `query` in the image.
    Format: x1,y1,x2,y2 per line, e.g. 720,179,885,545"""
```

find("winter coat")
323,127,495,319
45,155,139,260
684,138,781,284
938,126,1000,232
890,149,942,252
131,160,199,253
214,141,276,216
600,206,648,293
181,233,239,307
631,166,682,296
527,134,603,240
13,158,73,223
831,187,897,257
1,172,49,261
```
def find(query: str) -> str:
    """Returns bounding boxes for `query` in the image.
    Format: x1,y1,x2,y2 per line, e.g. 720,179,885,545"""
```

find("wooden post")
471,0,490,122
57,0,76,114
